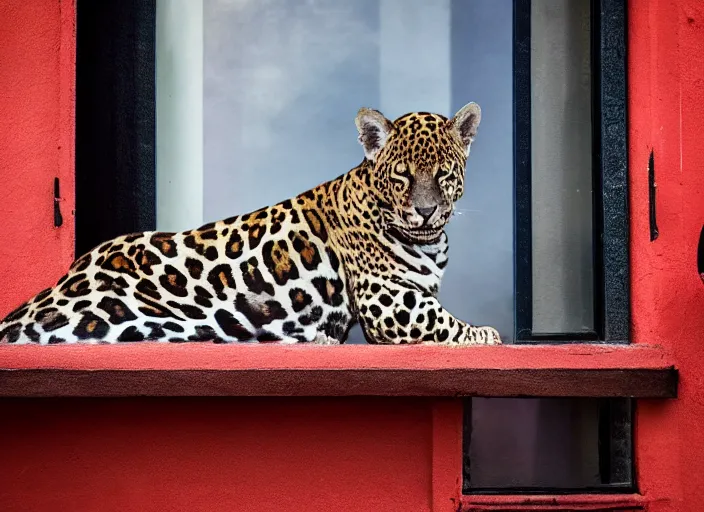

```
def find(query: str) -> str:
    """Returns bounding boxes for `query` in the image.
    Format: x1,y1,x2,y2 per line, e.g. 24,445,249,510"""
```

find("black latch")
648,150,658,242
54,177,63,228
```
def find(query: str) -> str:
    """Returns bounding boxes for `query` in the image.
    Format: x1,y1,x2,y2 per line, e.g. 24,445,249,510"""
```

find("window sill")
460,493,649,511
0,343,676,398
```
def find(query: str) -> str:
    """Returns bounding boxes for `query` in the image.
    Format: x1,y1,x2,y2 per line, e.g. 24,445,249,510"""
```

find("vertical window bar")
593,0,629,342
513,0,533,341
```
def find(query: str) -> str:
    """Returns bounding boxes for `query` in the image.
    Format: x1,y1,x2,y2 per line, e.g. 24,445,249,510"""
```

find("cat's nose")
415,206,437,222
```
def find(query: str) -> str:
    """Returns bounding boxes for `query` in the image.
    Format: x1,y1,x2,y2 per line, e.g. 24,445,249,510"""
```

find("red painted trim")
460,494,647,511
0,343,673,371
58,0,76,262
432,399,464,512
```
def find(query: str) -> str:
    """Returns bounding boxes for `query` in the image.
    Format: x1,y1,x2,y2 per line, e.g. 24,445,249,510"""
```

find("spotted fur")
0,103,501,345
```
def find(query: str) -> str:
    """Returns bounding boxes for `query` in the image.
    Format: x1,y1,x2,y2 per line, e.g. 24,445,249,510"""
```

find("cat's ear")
448,102,481,155
355,108,395,161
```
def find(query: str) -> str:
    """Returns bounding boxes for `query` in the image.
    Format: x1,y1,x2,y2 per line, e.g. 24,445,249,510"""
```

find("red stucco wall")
0,397,435,511
630,1,704,511
0,0,75,318
0,0,703,511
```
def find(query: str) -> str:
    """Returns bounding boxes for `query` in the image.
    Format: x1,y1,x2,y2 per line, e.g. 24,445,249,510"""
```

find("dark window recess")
514,0,628,344
75,0,156,257
464,398,634,493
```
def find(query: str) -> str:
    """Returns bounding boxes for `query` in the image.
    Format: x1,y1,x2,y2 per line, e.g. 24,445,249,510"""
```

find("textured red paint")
431,400,464,512
0,0,75,318
0,397,433,511
0,343,673,371
629,1,704,511
0,345,675,399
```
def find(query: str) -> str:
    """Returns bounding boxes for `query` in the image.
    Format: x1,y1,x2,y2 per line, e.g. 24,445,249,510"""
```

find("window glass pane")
465,398,633,491
530,0,594,334
156,0,203,233
157,0,516,343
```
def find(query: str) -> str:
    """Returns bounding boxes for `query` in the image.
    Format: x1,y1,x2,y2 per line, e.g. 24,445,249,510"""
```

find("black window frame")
514,0,629,345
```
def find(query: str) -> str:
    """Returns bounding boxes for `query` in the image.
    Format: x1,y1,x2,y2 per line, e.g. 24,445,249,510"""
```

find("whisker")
452,208,482,217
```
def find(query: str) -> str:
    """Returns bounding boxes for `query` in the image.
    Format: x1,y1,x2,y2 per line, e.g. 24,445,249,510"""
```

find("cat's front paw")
456,325,501,345
422,325,502,346
473,326,501,345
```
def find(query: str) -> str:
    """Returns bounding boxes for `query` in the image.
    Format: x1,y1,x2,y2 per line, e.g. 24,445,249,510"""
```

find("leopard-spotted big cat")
0,103,501,345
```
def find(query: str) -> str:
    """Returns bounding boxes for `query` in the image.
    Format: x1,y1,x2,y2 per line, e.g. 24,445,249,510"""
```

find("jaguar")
0,103,501,345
